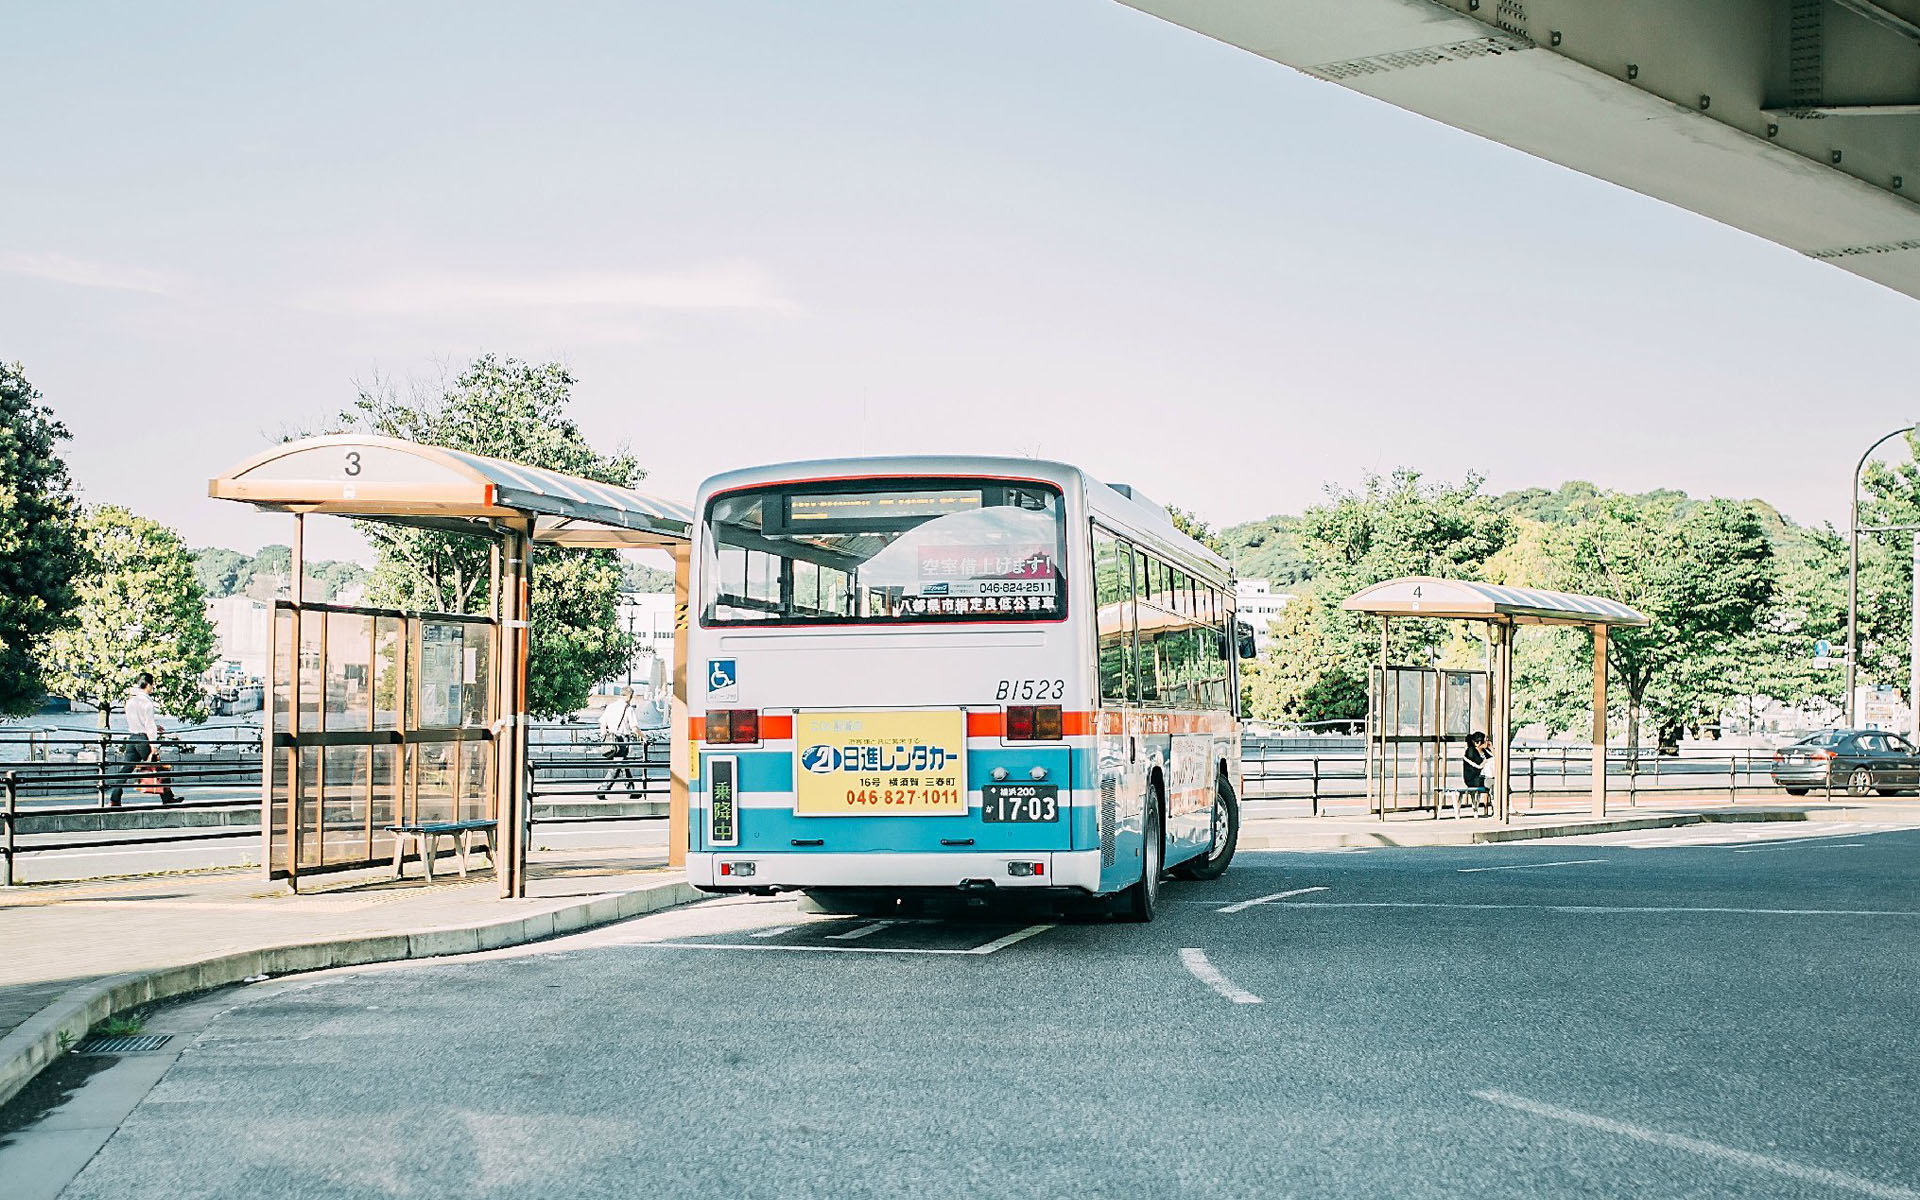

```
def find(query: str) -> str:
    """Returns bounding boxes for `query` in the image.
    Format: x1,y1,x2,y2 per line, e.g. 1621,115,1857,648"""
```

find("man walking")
596,686,644,800
108,672,178,806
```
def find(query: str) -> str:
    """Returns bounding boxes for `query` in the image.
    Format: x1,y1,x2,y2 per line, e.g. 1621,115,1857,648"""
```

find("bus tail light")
1007,861,1044,877
1006,705,1062,741
706,710,761,744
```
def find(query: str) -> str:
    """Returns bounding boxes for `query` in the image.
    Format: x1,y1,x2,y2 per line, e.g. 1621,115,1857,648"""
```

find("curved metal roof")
210,434,692,548
1341,577,1649,627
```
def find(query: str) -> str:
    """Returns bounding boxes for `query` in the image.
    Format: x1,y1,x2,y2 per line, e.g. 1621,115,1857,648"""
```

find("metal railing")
1239,743,1841,812
0,725,1858,883
0,725,673,884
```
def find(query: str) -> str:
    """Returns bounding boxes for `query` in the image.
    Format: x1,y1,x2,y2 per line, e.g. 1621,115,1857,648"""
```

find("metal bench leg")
457,831,470,878
393,834,407,878
423,834,435,884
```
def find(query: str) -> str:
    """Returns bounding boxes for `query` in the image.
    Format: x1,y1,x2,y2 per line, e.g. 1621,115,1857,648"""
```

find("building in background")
1235,579,1293,654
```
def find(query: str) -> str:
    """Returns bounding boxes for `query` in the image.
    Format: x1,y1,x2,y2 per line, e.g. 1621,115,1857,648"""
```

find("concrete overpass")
1121,0,1920,299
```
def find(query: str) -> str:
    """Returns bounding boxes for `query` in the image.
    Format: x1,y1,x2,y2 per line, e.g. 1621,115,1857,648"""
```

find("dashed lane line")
1474,1090,1920,1199
1457,859,1606,874
1218,885,1330,914
748,925,796,939
1179,948,1262,1005
967,924,1056,955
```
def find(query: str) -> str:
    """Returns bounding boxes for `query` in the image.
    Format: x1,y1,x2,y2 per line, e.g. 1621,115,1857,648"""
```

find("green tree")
1166,505,1228,557
41,506,216,724
1241,590,1367,723
1854,433,1920,696
1291,470,1516,719
0,362,86,714
335,355,641,718
1543,495,1774,757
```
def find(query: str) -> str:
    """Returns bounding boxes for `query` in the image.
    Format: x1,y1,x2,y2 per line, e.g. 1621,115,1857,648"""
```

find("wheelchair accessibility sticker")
707,659,738,702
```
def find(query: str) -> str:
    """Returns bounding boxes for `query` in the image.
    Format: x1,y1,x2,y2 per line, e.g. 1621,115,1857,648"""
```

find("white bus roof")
694,455,1231,580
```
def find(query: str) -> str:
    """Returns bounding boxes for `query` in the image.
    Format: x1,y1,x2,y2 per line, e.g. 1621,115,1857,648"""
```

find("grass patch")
93,1012,145,1038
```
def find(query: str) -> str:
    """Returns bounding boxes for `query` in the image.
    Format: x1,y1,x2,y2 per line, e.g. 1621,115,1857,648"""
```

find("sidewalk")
1240,794,1920,849
0,845,697,1107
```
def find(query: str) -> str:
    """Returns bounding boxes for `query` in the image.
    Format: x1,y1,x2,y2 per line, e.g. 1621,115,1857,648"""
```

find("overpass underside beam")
1121,0,1920,298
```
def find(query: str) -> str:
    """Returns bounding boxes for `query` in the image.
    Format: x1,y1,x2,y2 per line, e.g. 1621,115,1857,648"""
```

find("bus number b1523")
996,679,1065,701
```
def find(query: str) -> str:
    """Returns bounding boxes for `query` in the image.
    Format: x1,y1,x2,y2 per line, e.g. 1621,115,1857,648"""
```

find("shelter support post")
498,524,531,899
1377,617,1390,821
1592,622,1608,817
670,544,691,869
1492,622,1513,824
287,514,305,892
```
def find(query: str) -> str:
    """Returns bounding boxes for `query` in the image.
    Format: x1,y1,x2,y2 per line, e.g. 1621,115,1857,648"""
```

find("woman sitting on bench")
1462,732,1494,814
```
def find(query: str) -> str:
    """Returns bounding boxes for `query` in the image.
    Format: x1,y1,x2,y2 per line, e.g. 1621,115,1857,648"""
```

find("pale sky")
5,0,1915,564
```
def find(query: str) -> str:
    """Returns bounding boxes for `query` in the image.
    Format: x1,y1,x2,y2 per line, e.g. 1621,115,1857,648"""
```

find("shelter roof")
209,434,692,549
1341,577,1649,628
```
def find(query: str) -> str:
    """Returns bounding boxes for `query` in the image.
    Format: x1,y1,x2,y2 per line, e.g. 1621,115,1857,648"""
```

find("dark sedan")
1771,728,1920,796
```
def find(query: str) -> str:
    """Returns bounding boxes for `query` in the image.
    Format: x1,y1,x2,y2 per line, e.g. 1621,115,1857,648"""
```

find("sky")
5,0,1917,564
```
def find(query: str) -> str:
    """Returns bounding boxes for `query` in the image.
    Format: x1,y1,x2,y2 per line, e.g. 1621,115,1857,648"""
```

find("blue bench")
384,819,496,881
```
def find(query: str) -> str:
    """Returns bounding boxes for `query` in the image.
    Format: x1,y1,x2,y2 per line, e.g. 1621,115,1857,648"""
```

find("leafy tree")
1542,495,1774,757
1853,432,1920,698
192,544,367,601
41,506,216,724
1241,590,1367,723
0,362,86,714
333,355,641,717
1166,505,1228,557
1299,470,1515,715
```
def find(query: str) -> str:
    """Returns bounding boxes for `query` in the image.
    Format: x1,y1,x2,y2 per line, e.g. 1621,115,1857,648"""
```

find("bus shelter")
210,434,693,897
1341,579,1649,822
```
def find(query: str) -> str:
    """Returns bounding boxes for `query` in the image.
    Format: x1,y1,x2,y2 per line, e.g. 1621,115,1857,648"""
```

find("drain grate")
75,1033,172,1055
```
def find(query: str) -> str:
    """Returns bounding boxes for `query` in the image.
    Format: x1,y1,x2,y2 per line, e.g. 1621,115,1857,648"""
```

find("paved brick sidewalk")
0,846,675,1049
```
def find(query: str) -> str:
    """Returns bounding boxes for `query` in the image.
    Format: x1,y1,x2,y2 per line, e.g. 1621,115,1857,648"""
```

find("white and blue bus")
685,456,1253,920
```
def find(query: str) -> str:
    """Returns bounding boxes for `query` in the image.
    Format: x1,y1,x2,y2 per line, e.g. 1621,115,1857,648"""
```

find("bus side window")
1094,529,1134,704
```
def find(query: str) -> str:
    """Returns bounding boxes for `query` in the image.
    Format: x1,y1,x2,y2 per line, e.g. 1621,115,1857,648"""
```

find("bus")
685,456,1254,921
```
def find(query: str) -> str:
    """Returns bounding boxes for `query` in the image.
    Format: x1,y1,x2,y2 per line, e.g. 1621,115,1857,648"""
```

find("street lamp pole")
1847,425,1918,725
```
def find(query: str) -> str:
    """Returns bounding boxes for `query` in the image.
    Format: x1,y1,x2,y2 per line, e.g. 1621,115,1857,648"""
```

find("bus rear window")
701,479,1067,625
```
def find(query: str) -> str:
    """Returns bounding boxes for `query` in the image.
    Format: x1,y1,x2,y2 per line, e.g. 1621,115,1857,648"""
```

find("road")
6,822,1918,1199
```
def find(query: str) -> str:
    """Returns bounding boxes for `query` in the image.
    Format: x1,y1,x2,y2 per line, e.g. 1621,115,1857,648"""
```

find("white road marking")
1218,885,1330,913
1179,948,1262,1005
1290,902,1920,917
1733,842,1865,854
826,920,897,941
635,923,1056,958
1457,859,1606,874
748,925,796,939
1474,1090,1920,1199
967,924,1056,955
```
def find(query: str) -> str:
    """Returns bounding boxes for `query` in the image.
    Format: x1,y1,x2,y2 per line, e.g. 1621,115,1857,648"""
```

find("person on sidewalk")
596,686,644,799
1462,731,1494,817
107,673,180,806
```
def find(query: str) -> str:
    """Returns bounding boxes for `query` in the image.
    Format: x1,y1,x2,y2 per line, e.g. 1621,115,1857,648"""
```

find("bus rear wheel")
1174,771,1239,881
1117,785,1163,923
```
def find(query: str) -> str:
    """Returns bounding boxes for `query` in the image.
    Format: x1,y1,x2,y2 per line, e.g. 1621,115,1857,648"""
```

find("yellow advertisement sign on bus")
795,710,968,816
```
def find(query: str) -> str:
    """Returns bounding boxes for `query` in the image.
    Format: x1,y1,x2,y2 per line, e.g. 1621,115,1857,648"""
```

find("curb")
0,876,702,1110
1238,806,1845,850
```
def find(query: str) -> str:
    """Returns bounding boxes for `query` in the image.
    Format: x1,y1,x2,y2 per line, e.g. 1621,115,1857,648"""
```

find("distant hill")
1214,481,1827,589
622,562,675,593
192,545,368,603
1216,515,1314,587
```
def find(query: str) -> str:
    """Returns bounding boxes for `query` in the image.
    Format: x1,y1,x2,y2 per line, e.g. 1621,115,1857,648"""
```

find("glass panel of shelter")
1370,663,1490,816
268,601,497,883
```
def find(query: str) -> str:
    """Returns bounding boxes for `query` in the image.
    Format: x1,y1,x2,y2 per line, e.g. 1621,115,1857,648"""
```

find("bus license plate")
982,784,1059,822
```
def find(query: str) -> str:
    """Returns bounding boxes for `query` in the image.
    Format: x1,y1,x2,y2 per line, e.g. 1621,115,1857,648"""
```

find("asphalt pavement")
7,821,1917,1199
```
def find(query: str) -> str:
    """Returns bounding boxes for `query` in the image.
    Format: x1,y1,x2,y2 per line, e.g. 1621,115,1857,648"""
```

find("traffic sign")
1814,639,1832,658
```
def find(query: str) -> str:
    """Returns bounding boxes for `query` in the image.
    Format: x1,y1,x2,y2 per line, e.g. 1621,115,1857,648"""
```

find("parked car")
1770,728,1920,796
